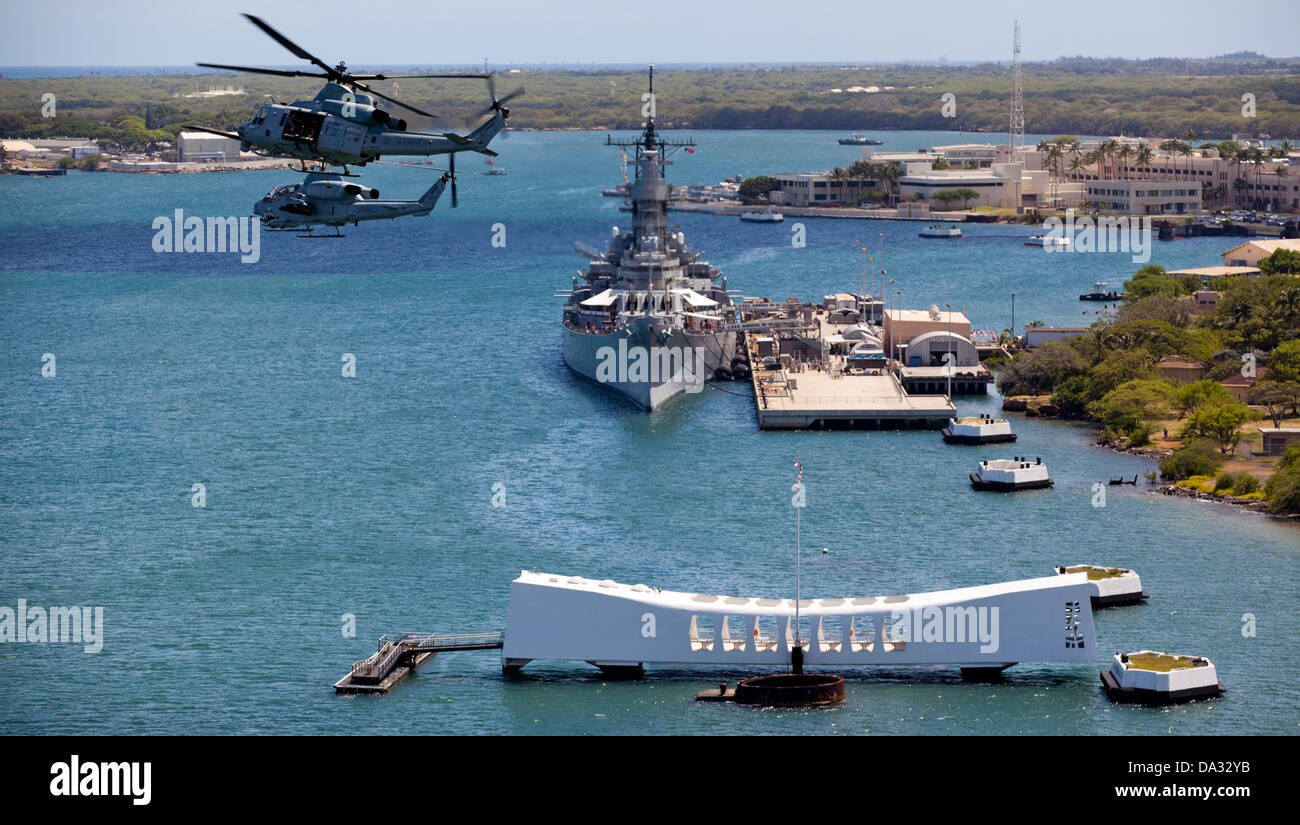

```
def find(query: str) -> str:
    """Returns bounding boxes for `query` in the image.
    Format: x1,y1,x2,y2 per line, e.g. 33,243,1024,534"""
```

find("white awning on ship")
580,288,619,307
671,288,718,308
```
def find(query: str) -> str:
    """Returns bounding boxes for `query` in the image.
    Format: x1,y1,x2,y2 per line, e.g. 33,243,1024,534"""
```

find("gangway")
334,631,504,695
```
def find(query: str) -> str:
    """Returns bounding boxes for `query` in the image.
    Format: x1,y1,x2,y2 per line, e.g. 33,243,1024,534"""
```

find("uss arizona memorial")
500,569,1098,677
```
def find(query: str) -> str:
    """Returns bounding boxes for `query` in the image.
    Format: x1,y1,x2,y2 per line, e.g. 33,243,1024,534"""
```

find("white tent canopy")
580,288,619,307
671,288,718,308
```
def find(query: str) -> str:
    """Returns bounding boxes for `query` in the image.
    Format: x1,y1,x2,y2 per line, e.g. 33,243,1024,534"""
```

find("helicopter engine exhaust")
370,109,407,131
343,184,380,199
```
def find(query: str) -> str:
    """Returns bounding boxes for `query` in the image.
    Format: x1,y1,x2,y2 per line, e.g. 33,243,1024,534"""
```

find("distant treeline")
1,56,1297,146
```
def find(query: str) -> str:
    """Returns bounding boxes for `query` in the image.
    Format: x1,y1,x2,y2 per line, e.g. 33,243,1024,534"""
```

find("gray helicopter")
190,15,521,170
253,171,451,236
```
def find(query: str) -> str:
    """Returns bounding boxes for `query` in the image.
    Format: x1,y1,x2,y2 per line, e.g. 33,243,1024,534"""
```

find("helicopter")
189,14,522,170
253,171,451,237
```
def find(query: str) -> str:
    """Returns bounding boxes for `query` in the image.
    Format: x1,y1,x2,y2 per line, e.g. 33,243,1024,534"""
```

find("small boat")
1107,474,1138,485
740,208,784,223
1055,565,1148,607
838,133,883,146
919,224,962,239
1026,234,1070,248
1080,281,1122,301
482,168,509,176
970,456,1052,491
943,414,1017,444
1101,651,1225,705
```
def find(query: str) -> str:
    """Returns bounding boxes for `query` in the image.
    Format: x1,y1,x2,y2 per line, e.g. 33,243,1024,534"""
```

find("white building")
177,131,241,163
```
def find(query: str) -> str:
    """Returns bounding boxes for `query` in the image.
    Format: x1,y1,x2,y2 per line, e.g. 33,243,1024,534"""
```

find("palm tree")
1135,143,1153,180
1280,287,1300,340
1068,154,1086,179
1117,144,1133,178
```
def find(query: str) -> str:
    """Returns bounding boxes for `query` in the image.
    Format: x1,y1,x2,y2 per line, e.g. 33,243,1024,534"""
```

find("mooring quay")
334,632,503,695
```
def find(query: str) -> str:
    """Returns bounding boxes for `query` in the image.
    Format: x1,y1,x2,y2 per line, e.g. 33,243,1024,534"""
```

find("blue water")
1,131,1296,735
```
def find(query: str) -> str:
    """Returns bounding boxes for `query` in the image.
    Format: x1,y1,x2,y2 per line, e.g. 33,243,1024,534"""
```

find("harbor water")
1,131,1296,734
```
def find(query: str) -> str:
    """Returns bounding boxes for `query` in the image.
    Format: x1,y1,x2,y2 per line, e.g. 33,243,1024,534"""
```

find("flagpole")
794,451,802,670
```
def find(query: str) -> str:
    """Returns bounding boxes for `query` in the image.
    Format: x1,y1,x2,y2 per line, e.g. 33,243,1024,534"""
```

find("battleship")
561,68,738,411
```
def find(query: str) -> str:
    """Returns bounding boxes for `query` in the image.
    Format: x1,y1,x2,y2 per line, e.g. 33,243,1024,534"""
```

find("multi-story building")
1037,138,1297,211
1084,179,1201,215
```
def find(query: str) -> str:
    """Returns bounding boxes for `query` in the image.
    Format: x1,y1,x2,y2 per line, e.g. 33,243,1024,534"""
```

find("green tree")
1260,249,1300,276
1268,340,1300,384
1181,400,1255,453
1159,438,1227,479
931,189,961,209
1089,379,1174,431
1173,379,1232,419
1264,445,1300,514
1250,380,1300,428
738,175,780,200
995,341,1086,395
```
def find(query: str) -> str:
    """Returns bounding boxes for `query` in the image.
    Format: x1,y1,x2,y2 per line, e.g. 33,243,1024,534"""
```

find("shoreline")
1002,394,1299,523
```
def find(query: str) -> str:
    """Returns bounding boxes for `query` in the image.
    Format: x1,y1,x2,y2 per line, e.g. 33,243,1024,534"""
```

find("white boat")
1101,651,1225,704
500,569,1097,677
740,208,784,223
970,456,1052,491
919,224,962,238
1026,233,1070,248
1055,565,1148,607
943,414,1017,444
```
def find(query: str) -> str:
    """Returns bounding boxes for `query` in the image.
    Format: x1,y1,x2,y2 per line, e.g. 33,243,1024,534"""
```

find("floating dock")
334,632,503,695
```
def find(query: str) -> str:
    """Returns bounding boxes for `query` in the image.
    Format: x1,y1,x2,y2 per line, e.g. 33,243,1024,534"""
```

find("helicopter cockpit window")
267,184,300,199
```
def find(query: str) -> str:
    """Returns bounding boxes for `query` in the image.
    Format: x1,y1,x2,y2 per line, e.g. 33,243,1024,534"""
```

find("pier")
752,365,953,429
334,632,503,695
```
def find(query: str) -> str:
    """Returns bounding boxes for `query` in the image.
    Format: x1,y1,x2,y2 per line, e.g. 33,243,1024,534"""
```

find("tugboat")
943,414,1017,444
1101,651,1225,705
560,67,737,411
838,133,883,146
970,456,1052,491
1079,281,1122,301
919,224,962,239
1055,564,1148,607
739,207,784,223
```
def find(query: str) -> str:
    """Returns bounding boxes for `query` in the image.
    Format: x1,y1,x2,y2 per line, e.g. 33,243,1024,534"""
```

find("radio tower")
1010,20,1025,152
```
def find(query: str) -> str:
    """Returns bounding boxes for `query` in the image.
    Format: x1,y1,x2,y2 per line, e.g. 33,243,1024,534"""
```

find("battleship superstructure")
561,68,737,411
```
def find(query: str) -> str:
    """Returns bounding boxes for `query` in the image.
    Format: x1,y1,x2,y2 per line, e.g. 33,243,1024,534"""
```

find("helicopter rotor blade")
196,62,326,78
184,124,242,140
364,73,495,81
242,14,337,78
350,79,437,120
450,154,457,208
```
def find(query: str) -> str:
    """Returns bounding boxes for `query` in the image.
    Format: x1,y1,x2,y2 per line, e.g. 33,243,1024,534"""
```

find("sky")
1,0,1297,67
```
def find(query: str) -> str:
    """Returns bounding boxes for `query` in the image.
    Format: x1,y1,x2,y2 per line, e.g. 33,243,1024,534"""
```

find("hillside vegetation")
1,56,1298,146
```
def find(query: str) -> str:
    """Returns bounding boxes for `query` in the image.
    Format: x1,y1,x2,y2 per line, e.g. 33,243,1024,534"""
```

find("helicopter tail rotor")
476,75,524,119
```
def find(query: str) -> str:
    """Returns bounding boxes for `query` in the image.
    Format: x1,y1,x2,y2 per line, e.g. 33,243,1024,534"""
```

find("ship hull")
943,429,1018,444
562,323,735,411
970,472,1053,491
